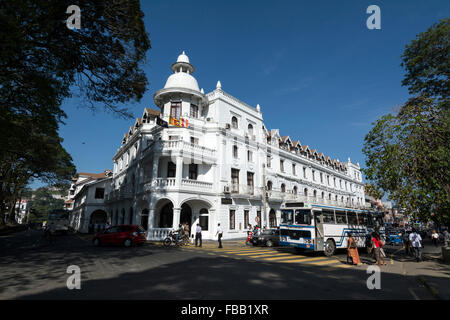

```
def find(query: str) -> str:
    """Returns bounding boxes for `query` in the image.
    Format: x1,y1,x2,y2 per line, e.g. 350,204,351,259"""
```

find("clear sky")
31,0,450,187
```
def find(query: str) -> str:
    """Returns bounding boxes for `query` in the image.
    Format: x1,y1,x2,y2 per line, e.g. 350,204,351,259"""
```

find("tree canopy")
0,0,151,224
363,19,449,226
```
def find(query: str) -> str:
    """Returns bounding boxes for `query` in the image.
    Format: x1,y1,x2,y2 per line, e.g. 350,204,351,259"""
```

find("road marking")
304,259,341,266
233,251,280,256
263,255,315,261
408,287,420,300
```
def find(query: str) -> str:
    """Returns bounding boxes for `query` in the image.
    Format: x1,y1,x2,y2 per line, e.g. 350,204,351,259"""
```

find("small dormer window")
190,104,199,118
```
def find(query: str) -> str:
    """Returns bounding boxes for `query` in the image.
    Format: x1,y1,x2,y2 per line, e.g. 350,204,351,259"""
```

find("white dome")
177,51,190,64
164,72,199,91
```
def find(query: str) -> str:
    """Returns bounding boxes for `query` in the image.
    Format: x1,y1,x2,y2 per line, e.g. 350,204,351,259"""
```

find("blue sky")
31,0,449,187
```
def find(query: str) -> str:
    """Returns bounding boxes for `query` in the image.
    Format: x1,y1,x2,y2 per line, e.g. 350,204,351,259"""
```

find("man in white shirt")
409,228,422,262
216,223,223,248
195,223,202,247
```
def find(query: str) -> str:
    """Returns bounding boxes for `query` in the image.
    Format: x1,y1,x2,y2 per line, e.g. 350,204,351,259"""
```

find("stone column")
175,156,183,187
173,207,181,228
151,155,159,181
148,209,155,229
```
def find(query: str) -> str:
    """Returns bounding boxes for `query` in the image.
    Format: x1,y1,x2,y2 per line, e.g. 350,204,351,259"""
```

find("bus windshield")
295,209,311,225
281,209,293,224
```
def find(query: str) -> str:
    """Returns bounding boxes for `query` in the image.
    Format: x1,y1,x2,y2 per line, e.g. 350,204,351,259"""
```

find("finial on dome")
201,88,204,94
182,50,185,55
216,80,222,89
256,104,261,112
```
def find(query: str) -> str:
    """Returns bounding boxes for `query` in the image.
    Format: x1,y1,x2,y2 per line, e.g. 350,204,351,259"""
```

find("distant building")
65,170,112,232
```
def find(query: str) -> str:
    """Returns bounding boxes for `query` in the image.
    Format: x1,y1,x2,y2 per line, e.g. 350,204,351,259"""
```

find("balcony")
105,184,133,202
141,178,214,194
228,184,259,198
145,140,216,164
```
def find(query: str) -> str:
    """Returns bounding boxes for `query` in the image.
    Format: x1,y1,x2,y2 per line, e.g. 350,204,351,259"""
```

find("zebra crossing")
182,245,353,268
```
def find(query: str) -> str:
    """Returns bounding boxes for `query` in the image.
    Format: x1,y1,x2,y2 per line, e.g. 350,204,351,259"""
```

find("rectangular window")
233,145,238,159
167,162,176,178
347,212,358,225
247,172,254,195
190,137,199,145
322,210,335,224
95,188,105,199
267,155,271,168
320,173,323,183
231,169,239,193
292,164,296,176
303,167,306,178
312,170,316,181
280,160,284,172
189,164,198,180
229,210,235,230
170,102,181,118
247,150,253,162
335,211,347,224
190,104,199,118
244,210,249,228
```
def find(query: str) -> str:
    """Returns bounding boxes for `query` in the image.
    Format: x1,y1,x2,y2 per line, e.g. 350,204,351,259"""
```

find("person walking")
347,233,361,265
369,232,386,266
409,228,423,262
431,230,439,247
216,223,223,248
195,223,202,247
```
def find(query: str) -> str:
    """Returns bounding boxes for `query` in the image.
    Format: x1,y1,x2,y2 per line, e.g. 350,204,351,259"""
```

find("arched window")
328,193,332,200
293,186,298,195
248,124,253,136
231,116,238,129
269,209,277,228
313,190,317,198
281,184,286,193
304,188,308,196
267,181,273,191
321,191,325,199
199,208,209,231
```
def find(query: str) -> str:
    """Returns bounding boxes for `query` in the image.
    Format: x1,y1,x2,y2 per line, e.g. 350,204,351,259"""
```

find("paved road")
0,230,443,299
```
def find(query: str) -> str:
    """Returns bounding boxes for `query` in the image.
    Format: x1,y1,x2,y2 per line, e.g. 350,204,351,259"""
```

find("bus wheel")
324,239,335,257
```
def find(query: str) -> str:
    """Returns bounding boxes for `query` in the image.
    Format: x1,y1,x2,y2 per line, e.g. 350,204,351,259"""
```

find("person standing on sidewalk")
216,223,223,248
195,223,202,247
409,228,423,262
431,230,439,247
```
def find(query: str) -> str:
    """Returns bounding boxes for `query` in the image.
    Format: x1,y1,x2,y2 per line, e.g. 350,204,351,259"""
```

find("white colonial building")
94,51,365,241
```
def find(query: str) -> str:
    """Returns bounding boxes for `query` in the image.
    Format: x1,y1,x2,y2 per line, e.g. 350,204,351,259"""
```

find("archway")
159,202,173,228
90,210,107,233
180,203,192,229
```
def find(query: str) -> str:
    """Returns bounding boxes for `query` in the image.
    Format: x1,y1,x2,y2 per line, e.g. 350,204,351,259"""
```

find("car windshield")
281,209,293,224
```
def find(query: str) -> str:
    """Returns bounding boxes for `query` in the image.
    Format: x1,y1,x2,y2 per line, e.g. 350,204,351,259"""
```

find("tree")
0,1,150,223
28,187,66,223
363,19,450,226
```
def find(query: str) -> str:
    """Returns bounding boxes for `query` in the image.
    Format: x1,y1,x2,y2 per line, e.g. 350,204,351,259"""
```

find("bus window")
347,212,358,225
322,210,335,224
359,213,368,226
295,209,311,225
281,209,293,224
335,211,347,224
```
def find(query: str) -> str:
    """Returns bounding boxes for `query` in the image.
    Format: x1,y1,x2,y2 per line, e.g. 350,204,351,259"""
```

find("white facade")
102,51,365,240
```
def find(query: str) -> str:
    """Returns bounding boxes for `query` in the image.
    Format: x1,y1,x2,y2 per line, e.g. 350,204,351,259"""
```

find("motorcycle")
163,230,189,247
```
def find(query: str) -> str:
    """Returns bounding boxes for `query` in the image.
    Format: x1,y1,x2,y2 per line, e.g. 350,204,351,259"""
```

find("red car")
93,225,146,247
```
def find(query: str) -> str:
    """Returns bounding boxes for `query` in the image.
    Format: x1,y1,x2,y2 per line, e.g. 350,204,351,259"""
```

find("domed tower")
153,51,207,121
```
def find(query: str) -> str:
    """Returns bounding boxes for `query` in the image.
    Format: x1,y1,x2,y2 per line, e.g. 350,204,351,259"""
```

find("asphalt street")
0,229,446,300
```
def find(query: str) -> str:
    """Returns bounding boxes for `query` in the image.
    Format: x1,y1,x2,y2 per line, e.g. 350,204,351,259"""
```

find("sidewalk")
383,239,450,299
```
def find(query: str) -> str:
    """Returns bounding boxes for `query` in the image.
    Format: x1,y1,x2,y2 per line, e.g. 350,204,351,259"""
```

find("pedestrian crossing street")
181,245,353,269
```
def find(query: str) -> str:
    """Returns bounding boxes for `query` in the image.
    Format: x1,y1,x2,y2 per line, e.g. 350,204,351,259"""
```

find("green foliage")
0,0,150,223
363,19,450,226
29,187,66,222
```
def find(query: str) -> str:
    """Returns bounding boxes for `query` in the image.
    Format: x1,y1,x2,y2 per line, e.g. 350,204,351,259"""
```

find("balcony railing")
147,228,172,241
160,140,216,160
142,178,214,194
